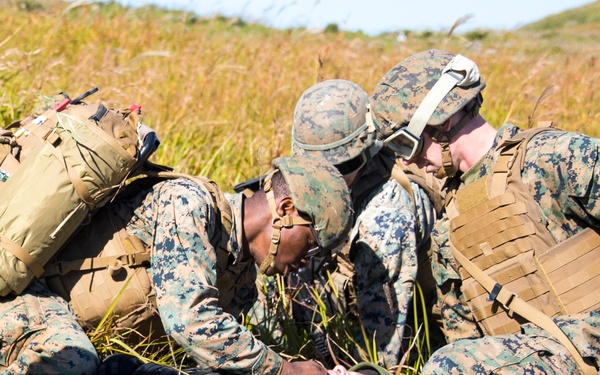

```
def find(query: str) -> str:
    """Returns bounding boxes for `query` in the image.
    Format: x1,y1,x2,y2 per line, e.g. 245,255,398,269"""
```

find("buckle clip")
487,283,502,302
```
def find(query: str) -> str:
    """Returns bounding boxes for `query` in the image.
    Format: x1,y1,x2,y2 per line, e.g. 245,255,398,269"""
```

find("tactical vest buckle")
487,283,502,302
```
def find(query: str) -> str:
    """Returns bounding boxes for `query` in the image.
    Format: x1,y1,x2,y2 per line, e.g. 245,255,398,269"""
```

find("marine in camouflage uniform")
371,49,600,374
291,79,438,367
1,156,352,375
0,281,99,374
108,156,353,375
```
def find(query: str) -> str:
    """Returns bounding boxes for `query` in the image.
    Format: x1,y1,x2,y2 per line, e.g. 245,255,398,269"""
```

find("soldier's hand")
280,359,328,375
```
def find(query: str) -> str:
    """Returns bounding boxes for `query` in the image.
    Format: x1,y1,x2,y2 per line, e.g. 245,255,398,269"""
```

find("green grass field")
1,0,599,373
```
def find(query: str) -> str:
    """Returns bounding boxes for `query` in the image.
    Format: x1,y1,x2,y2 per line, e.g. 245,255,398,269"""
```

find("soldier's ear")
276,196,295,217
444,110,465,131
442,118,453,131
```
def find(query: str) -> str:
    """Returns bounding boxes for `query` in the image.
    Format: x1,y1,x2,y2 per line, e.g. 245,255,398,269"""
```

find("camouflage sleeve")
352,178,419,367
430,216,482,343
524,131,600,226
131,179,282,375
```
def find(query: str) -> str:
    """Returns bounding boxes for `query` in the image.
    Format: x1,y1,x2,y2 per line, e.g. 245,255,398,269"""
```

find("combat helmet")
371,50,485,177
292,79,377,181
258,155,353,274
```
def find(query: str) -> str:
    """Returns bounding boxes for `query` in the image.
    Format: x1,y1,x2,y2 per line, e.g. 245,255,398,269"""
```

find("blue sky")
104,0,595,35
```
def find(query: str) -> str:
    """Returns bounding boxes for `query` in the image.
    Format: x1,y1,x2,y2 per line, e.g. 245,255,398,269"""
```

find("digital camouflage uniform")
114,178,280,374
110,156,352,375
423,124,600,374
370,49,600,374
344,155,436,367
290,79,438,367
0,281,99,374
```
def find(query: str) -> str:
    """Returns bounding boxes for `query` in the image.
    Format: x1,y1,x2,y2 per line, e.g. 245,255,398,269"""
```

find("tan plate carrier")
445,126,599,375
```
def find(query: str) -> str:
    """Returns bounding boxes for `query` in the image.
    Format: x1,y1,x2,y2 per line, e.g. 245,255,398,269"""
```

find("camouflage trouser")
422,333,581,375
0,281,98,375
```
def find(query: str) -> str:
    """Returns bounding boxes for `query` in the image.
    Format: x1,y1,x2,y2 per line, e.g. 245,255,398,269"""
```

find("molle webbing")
447,127,600,339
537,228,600,314
44,204,154,329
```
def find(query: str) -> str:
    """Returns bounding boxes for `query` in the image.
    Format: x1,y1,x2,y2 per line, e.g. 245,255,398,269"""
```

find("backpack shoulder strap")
377,153,445,218
399,162,446,217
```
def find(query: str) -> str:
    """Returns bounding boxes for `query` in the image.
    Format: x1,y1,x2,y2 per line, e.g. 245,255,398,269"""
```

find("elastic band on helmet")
292,123,369,151
382,54,480,160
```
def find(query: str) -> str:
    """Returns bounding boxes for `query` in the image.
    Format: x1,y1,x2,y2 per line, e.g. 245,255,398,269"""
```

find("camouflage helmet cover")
271,155,353,250
292,79,375,165
371,49,486,138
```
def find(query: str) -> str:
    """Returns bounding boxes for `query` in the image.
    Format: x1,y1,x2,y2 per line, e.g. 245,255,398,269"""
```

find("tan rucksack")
0,89,158,296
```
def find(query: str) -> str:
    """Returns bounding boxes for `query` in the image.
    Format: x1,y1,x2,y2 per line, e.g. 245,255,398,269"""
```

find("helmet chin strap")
427,107,478,179
258,170,312,275
436,142,455,179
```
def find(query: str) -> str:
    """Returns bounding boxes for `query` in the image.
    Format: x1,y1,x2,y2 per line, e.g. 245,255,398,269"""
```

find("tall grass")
2,0,599,187
1,0,600,373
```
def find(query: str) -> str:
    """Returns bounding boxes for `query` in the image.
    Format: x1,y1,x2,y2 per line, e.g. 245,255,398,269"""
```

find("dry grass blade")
528,83,556,127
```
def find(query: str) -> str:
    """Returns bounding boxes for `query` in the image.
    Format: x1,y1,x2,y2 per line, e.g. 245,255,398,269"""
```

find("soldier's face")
267,224,320,276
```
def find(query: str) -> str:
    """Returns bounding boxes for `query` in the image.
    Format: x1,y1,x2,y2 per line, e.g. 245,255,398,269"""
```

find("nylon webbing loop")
452,201,524,238
490,142,519,198
458,220,535,253
1,236,45,278
451,194,524,230
48,142,95,207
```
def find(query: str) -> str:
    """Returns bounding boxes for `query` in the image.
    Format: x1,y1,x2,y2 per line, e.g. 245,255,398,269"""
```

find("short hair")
270,170,291,199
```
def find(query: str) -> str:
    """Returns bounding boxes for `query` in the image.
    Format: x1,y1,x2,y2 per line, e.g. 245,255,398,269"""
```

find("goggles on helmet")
383,54,481,160
383,128,424,160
